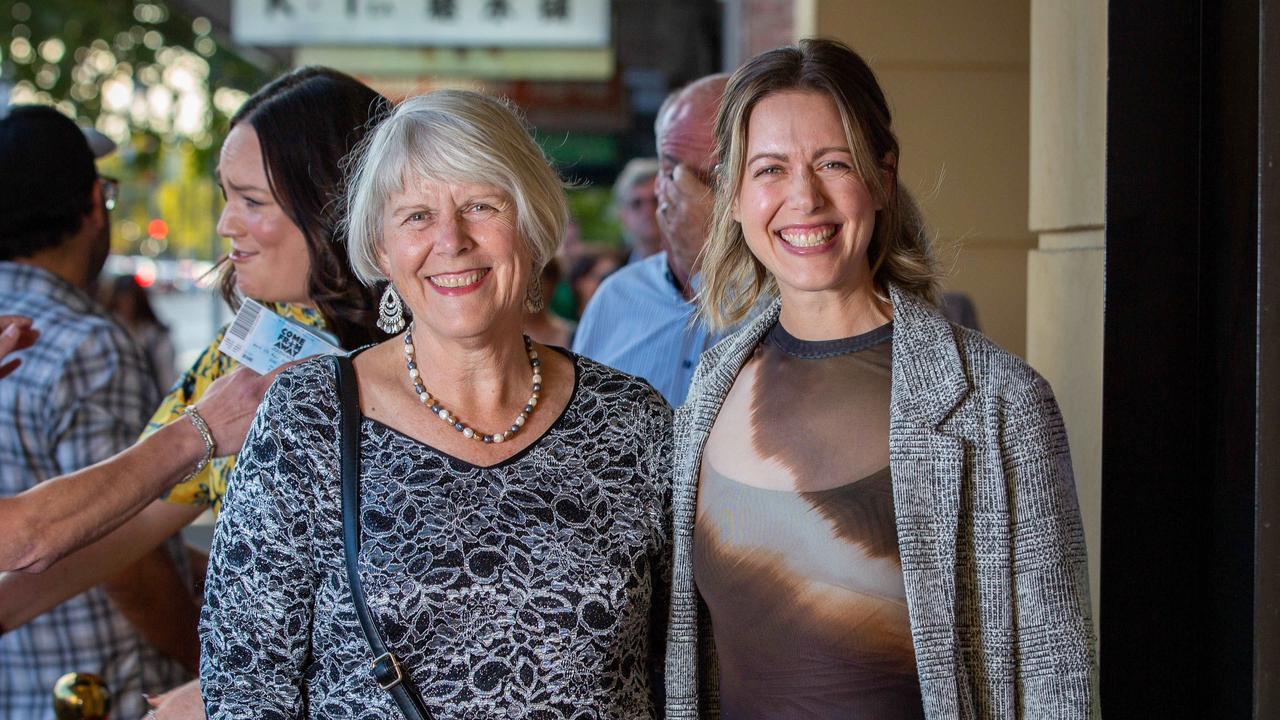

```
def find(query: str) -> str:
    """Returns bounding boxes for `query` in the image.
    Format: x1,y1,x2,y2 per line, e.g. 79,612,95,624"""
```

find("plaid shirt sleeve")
47,321,160,473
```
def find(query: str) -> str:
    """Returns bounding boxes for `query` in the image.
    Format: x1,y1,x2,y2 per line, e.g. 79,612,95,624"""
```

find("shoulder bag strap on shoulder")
334,353,434,720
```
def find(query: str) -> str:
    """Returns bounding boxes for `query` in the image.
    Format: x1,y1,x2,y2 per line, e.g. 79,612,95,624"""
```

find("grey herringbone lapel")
888,284,968,427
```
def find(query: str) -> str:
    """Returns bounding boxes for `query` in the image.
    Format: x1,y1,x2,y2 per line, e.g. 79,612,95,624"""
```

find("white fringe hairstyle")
344,89,569,286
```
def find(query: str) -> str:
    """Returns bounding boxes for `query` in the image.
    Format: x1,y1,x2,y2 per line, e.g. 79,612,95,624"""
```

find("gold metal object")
52,672,112,720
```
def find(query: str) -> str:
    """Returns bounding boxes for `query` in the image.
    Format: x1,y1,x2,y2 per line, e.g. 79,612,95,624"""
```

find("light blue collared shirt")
572,251,720,407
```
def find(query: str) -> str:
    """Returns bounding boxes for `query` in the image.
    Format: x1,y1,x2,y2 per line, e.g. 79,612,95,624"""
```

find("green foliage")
567,186,622,248
3,0,269,143
2,0,276,259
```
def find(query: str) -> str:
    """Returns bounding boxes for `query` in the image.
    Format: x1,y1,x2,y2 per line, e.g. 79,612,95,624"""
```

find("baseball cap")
0,105,116,239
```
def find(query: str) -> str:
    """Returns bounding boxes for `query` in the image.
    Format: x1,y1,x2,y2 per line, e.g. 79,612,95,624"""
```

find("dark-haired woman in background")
0,66,392,719
149,66,392,512
665,39,1097,719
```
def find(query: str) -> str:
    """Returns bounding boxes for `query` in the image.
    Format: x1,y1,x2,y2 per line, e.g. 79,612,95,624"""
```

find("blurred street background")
0,0,742,367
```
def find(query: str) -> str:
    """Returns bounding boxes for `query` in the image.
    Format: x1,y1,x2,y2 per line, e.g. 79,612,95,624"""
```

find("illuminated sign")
233,0,610,47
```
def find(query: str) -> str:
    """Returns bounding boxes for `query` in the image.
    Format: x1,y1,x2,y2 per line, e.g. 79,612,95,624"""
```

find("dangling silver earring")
525,269,544,313
377,283,406,333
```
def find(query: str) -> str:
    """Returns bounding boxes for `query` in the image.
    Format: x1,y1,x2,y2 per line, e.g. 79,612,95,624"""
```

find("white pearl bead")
532,374,542,384
409,368,419,379
418,392,429,403
403,344,413,354
493,433,505,443
462,428,475,439
529,350,538,359
515,415,525,426
438,409,449,421
529,397,538,407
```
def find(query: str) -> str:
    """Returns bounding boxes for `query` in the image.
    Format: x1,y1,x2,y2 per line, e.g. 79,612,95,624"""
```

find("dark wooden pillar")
1104,0,1275,716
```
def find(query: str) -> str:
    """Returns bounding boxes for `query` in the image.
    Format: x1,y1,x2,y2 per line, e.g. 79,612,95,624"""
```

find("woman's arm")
200,380,318,718
0,497,205,630
0,365,289,633
0,419,207,574
0,365,282,574
1002,375,1099,718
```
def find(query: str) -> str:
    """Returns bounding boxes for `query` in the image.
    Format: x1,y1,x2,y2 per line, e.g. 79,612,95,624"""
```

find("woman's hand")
144,679,205,719
0,315,37,379
192,362,296,455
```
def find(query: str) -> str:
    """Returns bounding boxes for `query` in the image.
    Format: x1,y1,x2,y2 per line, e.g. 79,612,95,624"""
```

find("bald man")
573,75,728,406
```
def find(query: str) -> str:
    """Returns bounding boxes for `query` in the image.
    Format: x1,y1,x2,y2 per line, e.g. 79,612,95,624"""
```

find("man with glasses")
0,105,193,719
612,157,661,263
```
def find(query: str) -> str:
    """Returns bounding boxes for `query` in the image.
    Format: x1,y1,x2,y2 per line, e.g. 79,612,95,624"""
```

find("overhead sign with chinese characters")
233,0,610,47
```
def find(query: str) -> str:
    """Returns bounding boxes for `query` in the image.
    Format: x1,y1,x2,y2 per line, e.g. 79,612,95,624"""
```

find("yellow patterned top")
144,303,327,516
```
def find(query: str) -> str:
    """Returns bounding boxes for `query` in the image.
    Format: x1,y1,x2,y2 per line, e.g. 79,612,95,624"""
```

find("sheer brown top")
693,320,923,720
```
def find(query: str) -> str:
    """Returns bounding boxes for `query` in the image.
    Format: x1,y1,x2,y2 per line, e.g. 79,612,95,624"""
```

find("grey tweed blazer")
664,285,1099,719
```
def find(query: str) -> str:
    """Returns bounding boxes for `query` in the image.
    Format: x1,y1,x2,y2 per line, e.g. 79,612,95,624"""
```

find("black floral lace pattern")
199,353,673,719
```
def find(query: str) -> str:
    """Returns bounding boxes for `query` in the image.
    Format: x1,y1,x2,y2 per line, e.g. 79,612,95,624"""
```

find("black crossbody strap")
334,354,434,720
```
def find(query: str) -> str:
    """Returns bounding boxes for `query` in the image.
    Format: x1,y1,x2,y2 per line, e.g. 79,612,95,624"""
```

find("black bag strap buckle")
372,652,405,690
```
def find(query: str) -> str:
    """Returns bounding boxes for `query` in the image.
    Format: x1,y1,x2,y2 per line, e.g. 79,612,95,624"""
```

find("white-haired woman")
199,90,673,719
664,39,1097,719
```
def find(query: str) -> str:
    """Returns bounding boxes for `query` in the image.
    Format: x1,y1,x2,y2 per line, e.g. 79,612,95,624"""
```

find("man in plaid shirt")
0,106,193,718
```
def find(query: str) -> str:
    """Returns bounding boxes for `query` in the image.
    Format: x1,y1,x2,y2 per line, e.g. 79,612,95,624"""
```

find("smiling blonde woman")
665,39,1098,720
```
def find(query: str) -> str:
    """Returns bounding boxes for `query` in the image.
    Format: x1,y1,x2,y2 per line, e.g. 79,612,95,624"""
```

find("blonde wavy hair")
698,38,941,330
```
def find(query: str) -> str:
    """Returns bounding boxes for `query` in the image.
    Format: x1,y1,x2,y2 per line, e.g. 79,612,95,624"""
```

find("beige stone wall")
1027,0,1106,630
795,0,1034,356
739,0,796,62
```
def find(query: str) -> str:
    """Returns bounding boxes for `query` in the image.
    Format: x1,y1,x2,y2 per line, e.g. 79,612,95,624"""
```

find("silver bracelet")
182,405,216,483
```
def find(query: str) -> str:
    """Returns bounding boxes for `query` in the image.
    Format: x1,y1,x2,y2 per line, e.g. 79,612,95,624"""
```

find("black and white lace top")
199,353,673,719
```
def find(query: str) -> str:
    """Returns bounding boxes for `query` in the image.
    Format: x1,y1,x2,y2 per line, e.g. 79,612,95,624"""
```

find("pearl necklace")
402,327,542,444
